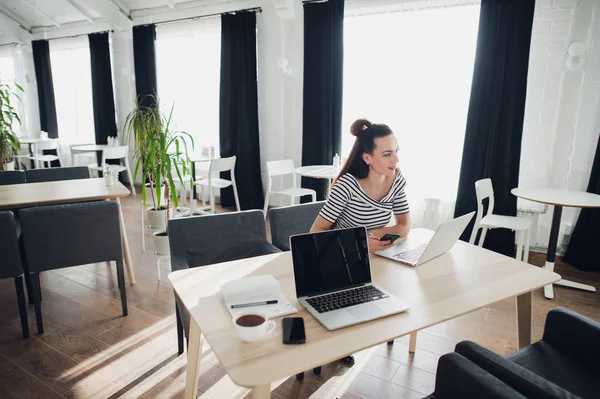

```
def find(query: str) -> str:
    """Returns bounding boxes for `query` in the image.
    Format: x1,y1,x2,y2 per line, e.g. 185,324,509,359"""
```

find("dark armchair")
168,210,281,355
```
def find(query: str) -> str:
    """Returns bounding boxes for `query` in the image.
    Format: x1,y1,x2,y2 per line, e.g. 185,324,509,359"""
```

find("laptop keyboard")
306,286,389,314
393,244,427,263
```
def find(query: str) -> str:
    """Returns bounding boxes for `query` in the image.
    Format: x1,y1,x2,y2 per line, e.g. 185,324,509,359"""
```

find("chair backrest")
25,167,90,183
19,201,123,272
168,209,280,272
102,145,128,161
469,178,495,244
0,170,26,185
0,211,23,279
475,178,495,216
33,139,59,152
269,201,325,251
267,160,296,177
209,156,236,174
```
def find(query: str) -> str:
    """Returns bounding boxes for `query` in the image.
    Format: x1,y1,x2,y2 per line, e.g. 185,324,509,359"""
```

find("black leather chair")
0,211,29,338
168,210,281,355
268,201,325,251
25,166,90,183
19,201,127,334
0,170,26,185
429,307,598,398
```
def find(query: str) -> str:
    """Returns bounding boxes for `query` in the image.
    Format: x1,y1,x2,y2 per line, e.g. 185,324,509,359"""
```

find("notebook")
221,275,297,319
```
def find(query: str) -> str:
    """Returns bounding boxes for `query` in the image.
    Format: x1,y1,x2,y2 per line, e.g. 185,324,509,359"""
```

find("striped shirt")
319,172,410,230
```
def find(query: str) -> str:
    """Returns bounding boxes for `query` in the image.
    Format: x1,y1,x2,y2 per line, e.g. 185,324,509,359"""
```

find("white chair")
88,145,136,195
263,159,316,219
29,139,62,168
194,156,240,214
469,178,531,262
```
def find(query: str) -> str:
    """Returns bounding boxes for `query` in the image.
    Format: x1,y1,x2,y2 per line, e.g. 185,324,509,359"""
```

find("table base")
542,261,596,299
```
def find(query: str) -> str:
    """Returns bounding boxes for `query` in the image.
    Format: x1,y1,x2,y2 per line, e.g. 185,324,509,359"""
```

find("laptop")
290,227,410,331
376,212,475,266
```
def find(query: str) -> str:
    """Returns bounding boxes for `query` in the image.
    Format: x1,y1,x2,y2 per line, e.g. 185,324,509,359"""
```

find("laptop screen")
290,227,372,298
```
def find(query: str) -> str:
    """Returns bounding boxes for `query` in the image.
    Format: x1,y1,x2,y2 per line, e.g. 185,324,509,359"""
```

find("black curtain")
89,32,117,147
132,25,158,108
563,134,600,270
301,0,344,200
32,40,60,166
219,11,264,210
453,0,535,257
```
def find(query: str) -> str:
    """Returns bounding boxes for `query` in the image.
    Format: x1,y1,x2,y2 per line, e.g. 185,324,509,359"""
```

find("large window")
156,17,221,151
342,5,480,227
49,36,96,147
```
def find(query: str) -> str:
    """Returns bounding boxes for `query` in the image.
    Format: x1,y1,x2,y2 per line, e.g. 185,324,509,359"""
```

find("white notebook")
221,275,297,319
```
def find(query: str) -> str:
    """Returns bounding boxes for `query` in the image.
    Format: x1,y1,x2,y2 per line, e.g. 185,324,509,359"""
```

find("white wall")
520,0,600,250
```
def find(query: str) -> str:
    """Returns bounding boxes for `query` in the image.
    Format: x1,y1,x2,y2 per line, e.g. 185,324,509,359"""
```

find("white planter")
3,162,15,171
147,208,168,230
144,183,167,207
153,231,170,255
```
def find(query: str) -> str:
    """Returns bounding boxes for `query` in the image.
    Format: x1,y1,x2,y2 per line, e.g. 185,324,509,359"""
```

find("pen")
231,300,278,309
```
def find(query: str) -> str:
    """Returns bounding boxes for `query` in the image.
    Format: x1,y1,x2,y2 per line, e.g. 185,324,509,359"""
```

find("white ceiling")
0,0,222,30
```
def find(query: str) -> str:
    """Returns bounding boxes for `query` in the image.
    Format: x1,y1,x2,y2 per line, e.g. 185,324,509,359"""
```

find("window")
0,45,16,85
49,36,96,147
342,5,480,227
155,17,221,152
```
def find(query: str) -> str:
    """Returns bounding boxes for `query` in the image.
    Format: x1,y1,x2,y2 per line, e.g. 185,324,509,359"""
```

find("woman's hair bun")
350,118,372,137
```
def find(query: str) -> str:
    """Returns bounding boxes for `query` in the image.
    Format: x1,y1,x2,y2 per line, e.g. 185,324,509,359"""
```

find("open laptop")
290,227,410,331
376,212,475,266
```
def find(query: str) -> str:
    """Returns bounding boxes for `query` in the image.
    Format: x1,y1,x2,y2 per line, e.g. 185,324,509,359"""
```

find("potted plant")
125,95,194,254
0,79,22,171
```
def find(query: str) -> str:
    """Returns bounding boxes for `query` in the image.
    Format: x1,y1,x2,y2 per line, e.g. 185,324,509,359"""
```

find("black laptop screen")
290,227,371,298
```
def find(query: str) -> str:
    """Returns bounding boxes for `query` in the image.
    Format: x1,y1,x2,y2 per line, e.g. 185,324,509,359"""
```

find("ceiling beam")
109,0,131,17
0,11,33,44
32,20,112,40
80,0,132,31
22,0,61,28
0,5,32,30
64,0,95,23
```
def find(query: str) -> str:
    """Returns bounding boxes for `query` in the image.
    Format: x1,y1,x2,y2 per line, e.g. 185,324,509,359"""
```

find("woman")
310,118,411,364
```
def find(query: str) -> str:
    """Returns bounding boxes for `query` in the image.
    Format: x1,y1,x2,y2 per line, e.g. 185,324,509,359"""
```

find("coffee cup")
233,312,276,342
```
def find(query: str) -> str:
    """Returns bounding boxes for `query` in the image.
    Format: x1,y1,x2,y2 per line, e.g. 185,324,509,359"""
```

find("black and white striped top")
319,172,410,230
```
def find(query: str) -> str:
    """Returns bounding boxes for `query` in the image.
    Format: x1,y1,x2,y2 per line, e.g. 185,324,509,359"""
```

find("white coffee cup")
233,312,276,342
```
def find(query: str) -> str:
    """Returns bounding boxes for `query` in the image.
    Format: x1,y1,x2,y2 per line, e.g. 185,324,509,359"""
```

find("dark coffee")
236,314,265,327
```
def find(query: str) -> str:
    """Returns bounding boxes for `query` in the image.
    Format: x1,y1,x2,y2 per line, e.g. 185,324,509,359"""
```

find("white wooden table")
170,238,559,398
295,165,340,196
512,187,600,299
0,178,136,284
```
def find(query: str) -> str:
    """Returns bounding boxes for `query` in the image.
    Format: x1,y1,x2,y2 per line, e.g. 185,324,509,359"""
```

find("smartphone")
282,317,306,344
381,233,401,243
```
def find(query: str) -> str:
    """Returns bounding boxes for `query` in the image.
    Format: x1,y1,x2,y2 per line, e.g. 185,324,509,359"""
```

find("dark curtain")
89,32,117,146
132,25,157,108
453,0,535,257
563,134,600,271
301,0,344,200
219,11,264,210
32,40,60,166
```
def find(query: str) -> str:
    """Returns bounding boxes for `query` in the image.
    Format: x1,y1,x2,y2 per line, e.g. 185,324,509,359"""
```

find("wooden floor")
1,191,599,399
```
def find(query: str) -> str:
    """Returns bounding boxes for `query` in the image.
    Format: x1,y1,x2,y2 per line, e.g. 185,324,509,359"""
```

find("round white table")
295,165,340,196
511,187,600,299
71,144,110,152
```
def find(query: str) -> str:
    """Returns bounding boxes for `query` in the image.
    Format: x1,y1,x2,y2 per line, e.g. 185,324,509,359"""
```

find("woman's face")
363,134,399,177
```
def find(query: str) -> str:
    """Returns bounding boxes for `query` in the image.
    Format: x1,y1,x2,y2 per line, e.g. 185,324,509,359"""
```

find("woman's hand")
367,236,394,254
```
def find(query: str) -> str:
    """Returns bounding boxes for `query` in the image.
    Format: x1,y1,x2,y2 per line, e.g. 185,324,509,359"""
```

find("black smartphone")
381,233,401,243
282,317,306,344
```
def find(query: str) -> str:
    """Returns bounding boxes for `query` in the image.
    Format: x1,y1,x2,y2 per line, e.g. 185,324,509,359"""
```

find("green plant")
0,79,22,169
124,94,195,225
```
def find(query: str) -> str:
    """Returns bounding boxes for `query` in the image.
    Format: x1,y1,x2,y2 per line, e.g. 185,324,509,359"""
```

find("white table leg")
409,331,417,353
543,261,555,299
516,291,532,349
251,384,271,399
185,319,203,399
555,279,596,292
116,198,135,285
